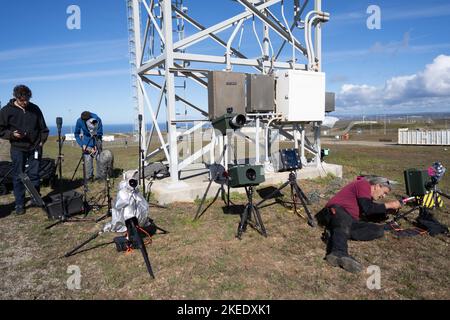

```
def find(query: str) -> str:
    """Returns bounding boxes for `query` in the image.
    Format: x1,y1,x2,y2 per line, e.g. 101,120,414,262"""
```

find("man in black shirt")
0,85,49,215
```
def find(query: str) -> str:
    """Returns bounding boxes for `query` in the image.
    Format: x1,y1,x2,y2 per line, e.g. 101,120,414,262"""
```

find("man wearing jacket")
74,111,103,181
0,85,49,215
316,175,402,273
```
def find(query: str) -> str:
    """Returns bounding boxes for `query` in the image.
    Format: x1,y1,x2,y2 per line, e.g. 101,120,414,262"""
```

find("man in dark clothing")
74,111,103,180
0,85,49,215
316,176,402,273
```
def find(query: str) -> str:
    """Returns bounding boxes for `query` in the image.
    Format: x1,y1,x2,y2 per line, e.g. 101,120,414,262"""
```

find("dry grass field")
0,128,449,300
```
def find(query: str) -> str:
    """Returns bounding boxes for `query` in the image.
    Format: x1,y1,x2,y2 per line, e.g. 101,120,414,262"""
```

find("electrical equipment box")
228,164,265,188
325,92,335,113
246,74,275,113
275,70,326,122
208,71,246,119
272,149,302,173
404,169,430,196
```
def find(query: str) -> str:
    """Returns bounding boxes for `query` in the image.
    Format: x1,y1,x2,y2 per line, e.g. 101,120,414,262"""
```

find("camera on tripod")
272,148,302,173
404,162,446,197
86,118,99,136
211,108,247,135
227,164,265,188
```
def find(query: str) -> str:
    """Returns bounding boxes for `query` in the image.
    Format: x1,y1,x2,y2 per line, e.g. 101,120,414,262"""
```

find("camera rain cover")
103,170,150,233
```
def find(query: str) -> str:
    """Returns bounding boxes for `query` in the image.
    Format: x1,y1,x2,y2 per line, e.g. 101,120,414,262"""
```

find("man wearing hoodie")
0,85,49,215
74,111,103,181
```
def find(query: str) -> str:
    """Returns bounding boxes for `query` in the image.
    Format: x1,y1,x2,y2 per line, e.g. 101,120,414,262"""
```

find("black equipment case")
19,173,84,220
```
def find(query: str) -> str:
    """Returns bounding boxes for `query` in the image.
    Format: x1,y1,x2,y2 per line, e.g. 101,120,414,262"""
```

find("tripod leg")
95,212,110,223
394,206,419,222
293,183,316,227
438,191,450,200
155,225,169,234
45,218,65,230
296,183,311,205
131,222,155,279
237,205,250,240
194,177,215,220
64,232,100,257
70,155,84,181
255,180,290,207
251,205,267,237
227,182,230,207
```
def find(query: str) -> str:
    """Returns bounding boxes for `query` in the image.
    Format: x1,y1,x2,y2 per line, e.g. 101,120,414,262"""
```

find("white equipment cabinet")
275,70,326,122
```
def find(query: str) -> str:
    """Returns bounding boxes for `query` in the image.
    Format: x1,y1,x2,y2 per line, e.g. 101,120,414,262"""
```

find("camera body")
404,168,430,197
272,149,302,173
228,164,265,188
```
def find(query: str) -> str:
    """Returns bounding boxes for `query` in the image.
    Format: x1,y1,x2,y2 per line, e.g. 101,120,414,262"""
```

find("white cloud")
331,4,450,24
336,55,450,113
0,69,130,84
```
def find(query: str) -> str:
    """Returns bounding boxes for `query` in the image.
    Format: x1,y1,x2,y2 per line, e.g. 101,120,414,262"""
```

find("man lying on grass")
316,176,402,273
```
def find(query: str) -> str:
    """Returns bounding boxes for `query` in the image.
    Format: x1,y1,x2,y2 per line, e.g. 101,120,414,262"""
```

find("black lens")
129,179,138,188
246,168,257,181
230,114,246,128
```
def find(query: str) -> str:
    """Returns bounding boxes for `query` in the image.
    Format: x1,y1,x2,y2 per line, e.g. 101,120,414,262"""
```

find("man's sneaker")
325,252,342,267
339,256,363,274
15,206,26,216
325,252,363,274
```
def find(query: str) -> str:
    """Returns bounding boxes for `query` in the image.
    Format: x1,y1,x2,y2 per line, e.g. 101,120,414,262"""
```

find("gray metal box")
246,74,275,113
208,71,246,119
325,92,335,113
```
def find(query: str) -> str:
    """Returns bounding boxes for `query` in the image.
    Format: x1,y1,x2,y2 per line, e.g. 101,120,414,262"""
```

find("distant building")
398,128,450,145
65,133,115,142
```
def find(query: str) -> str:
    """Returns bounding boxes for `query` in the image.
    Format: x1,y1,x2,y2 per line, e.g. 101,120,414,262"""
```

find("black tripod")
64,185,168,279
138,114,146,198
194,140,232,220
95,169,113,223
70,135,102,215
237,186,267,239
394,186,450,223
70,135,97,182
256,171,316,227
194,164,231,220
0,167,13,195
45,118,95,230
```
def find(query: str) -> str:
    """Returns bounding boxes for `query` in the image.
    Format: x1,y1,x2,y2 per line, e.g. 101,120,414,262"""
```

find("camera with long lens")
211,107,247,136
227,164,265,188
404,162,446,197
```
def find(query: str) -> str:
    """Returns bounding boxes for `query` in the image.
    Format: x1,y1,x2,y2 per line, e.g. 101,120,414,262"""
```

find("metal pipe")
252,16,264,58
226,19,244,71
265,116,282,163
281,0,296,67
142,0,165,45
237,0,307,55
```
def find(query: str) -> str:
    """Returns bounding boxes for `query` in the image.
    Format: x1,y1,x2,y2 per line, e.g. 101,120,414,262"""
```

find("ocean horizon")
47,122,201,136
48,124,136,136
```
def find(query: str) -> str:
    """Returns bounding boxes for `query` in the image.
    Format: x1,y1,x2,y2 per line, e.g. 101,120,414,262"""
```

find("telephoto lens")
230,114,246,128
129,179,138,189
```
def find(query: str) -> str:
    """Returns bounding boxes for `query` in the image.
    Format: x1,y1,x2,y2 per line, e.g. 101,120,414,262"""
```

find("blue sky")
0,0,449,125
